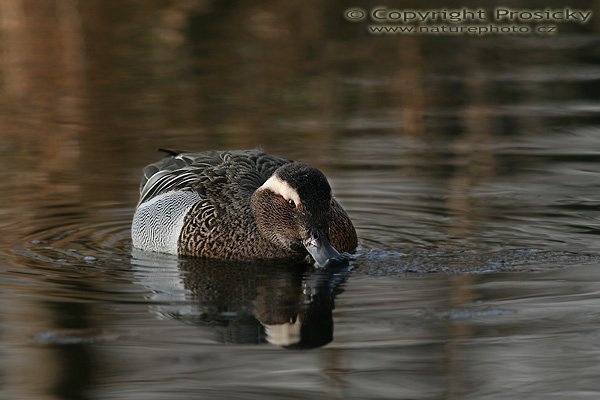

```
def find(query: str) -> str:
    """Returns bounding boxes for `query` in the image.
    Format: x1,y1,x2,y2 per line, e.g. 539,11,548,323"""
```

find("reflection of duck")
256,267,348,348
131,149,357,267
131,249,349,348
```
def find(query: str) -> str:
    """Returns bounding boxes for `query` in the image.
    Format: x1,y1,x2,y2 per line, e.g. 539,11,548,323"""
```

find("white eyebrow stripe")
259,174,301,206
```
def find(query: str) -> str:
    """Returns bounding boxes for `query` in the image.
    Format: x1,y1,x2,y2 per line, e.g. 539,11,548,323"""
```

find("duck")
131,149,358,267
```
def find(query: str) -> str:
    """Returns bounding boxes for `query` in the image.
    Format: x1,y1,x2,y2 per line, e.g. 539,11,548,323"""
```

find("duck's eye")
288,199,296,208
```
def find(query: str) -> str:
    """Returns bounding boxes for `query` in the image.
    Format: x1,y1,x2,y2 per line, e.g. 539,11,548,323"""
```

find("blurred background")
1,1,600,399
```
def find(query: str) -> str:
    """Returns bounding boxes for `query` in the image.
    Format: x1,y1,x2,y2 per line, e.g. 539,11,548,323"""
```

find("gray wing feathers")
137,149,290,206
139,169,199,205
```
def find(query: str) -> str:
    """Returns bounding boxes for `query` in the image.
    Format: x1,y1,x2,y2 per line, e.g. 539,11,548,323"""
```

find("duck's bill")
303,231,347,268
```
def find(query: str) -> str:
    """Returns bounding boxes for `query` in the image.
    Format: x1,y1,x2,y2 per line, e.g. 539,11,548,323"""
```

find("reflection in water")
44,302,96,400
2,299,100,400
131,249,350,349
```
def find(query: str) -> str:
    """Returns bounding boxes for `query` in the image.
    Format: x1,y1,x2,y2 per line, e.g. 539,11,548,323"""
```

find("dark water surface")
1,1,600,399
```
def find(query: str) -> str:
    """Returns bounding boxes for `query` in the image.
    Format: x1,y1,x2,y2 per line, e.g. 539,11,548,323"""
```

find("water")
1,1,600,399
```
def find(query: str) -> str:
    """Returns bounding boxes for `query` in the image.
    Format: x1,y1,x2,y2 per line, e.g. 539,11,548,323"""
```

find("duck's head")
251,162,346,268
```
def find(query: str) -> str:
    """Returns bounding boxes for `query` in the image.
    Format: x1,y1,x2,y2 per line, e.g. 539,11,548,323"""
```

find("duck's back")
139,149,289,205
132,149,290,257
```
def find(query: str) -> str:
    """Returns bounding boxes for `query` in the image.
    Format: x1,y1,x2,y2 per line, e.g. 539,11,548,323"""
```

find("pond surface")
1,1,600,399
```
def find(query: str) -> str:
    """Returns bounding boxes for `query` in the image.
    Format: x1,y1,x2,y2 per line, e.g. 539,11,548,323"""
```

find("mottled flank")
132,149,358,263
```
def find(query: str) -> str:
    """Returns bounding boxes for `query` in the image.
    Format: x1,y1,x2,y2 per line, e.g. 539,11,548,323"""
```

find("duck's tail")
157,147,186,157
